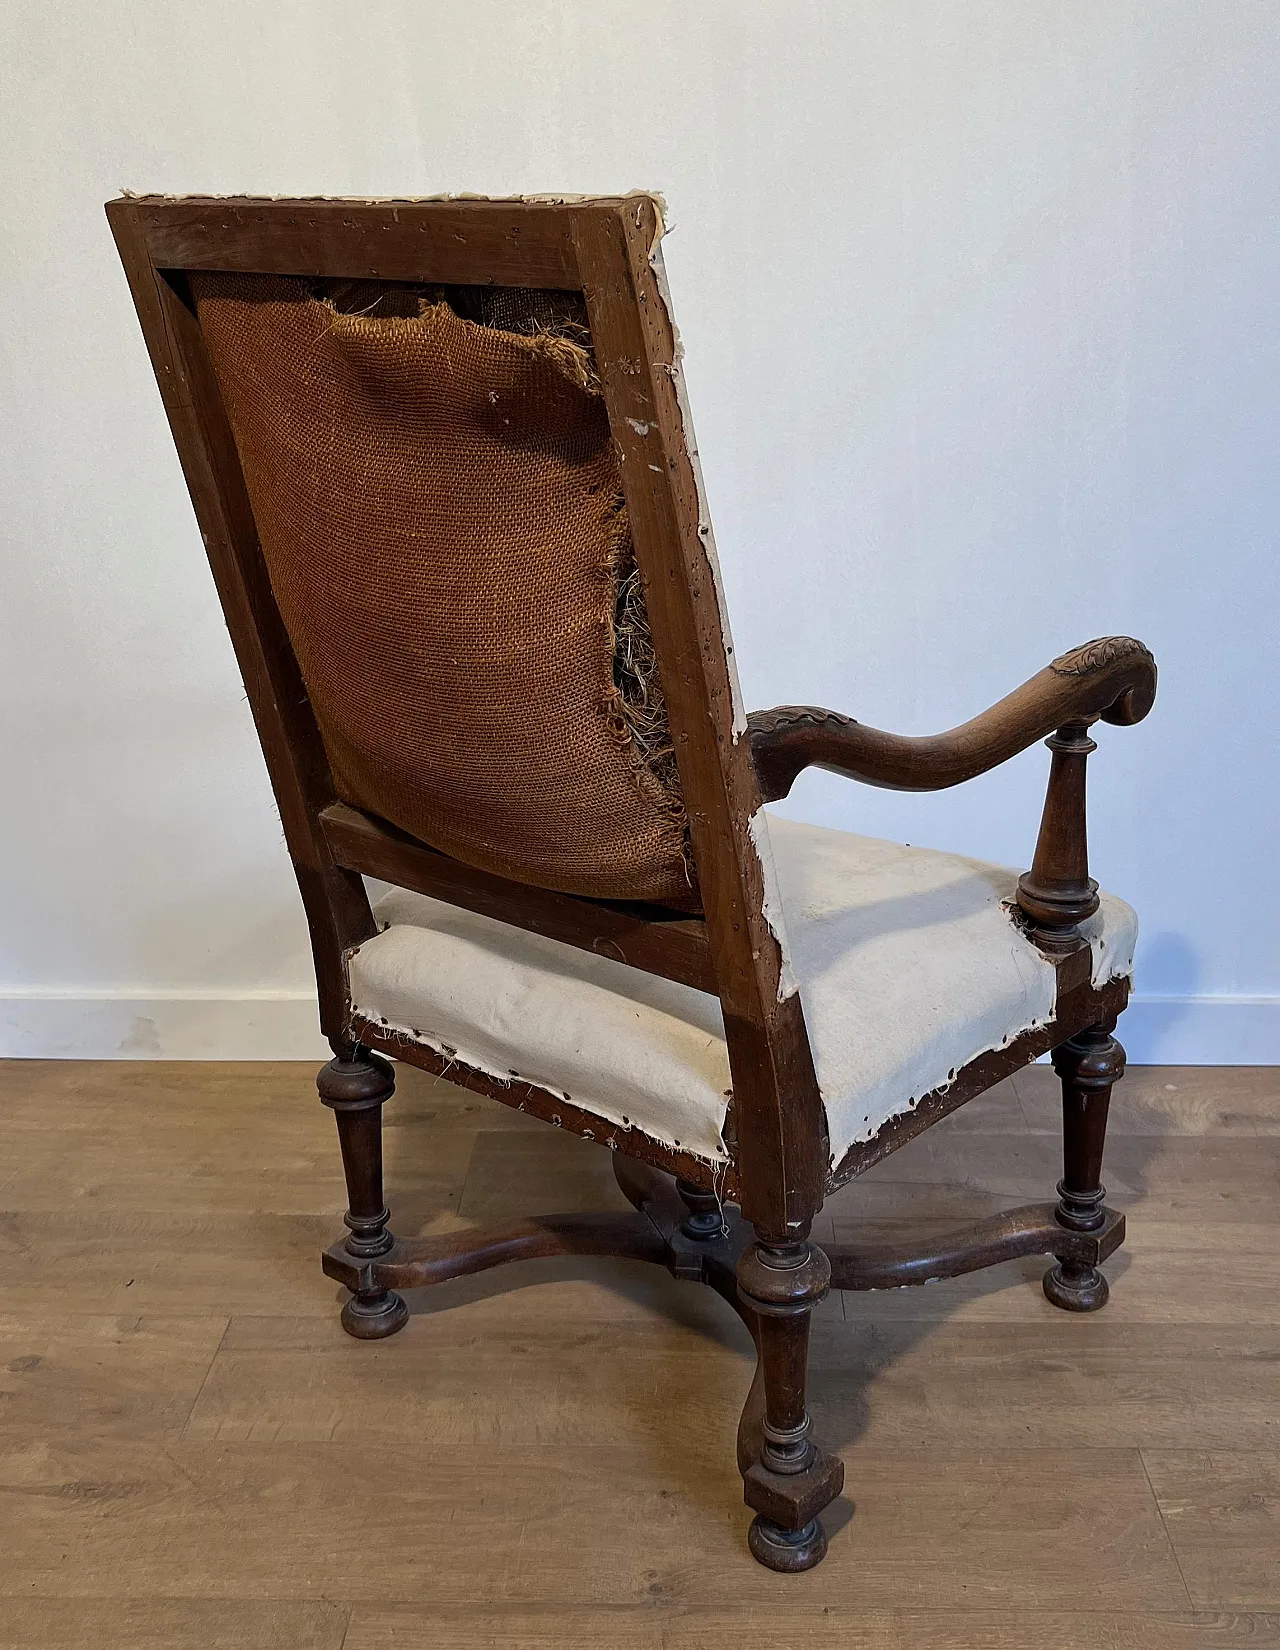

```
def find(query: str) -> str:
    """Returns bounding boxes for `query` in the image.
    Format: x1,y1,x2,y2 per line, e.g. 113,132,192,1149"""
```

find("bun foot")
747,1516,828,1572
1043,1260,1109,1312
340,1289,409,1339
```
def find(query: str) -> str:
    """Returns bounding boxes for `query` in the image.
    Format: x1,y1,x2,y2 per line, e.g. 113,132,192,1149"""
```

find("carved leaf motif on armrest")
746,706,859,738
1050,636,1154,678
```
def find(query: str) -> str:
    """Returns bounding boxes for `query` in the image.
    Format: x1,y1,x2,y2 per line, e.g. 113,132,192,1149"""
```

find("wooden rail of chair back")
319,802,717,994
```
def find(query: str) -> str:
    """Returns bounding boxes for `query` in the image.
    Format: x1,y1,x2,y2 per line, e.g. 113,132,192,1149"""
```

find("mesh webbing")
192,273,696,908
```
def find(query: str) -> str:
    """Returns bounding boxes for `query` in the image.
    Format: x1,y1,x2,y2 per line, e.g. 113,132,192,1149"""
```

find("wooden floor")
1,1060,1278,1648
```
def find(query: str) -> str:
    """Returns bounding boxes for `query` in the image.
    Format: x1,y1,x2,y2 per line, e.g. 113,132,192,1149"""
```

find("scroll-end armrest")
747,636,1157,803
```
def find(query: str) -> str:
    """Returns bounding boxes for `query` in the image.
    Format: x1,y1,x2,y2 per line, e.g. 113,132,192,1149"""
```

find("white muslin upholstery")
347,890,733,1161
346,815,1138,1170
765,817,1136,1163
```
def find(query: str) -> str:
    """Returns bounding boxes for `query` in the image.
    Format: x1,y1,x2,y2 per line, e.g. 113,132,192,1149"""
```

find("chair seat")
346,815,1137,1171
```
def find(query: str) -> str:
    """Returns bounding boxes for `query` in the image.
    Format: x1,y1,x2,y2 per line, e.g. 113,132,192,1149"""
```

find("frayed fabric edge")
821,933,1138,1168
116,188,668,210
351,1000,730,1166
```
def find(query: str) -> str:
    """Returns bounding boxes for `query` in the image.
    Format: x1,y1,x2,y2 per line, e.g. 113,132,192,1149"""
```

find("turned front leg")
736,1235,844,1572
318,1046,409,1340
1044,1020,1125,1311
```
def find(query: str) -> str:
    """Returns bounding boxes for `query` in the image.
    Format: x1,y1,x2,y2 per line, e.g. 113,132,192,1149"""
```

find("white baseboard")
0,989,329,1060
0,990,1277,1065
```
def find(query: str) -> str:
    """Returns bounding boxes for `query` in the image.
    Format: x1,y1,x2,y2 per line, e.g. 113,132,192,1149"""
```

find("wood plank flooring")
0,1058,1277,1647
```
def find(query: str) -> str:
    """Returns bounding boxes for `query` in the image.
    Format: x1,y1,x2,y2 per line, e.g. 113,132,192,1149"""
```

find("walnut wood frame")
109,193,1156,1570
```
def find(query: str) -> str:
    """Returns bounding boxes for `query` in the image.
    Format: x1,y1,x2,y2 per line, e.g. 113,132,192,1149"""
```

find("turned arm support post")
1014,722,1099,951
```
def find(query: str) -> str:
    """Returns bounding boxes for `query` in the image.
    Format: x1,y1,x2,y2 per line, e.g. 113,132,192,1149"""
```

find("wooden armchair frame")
108,192,1156,1572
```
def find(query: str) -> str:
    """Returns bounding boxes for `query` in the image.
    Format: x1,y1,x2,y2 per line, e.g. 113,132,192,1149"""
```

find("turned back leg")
1044,1019,1125,1311
736,1234,844,1571
318,1045,409,1339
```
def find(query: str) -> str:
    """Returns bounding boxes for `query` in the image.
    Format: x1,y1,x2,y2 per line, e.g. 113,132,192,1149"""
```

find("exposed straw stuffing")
610,545,681,801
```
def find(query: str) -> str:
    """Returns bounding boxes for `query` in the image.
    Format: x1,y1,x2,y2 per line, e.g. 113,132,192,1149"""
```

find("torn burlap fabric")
192,273,696,909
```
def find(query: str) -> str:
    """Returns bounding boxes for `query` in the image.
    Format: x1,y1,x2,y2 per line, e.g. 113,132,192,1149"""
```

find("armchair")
109,191,1156,1573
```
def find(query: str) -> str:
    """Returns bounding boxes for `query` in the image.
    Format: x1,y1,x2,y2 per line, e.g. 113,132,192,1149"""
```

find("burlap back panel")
191,274,696,909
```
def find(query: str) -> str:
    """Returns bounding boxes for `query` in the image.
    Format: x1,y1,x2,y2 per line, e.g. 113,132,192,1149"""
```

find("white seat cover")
764,816,1135,1164
346,814,1137,1171
347,888,732,1161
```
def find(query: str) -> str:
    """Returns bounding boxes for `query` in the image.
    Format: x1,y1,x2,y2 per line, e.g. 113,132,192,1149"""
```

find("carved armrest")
746,637,1156,802
747,636,1157,954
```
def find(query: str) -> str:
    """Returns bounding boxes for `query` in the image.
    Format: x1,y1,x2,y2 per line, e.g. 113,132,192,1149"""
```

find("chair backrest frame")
107,193,827,1239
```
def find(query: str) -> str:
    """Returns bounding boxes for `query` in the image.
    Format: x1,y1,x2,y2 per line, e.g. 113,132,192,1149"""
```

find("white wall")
2,2,1277,1061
